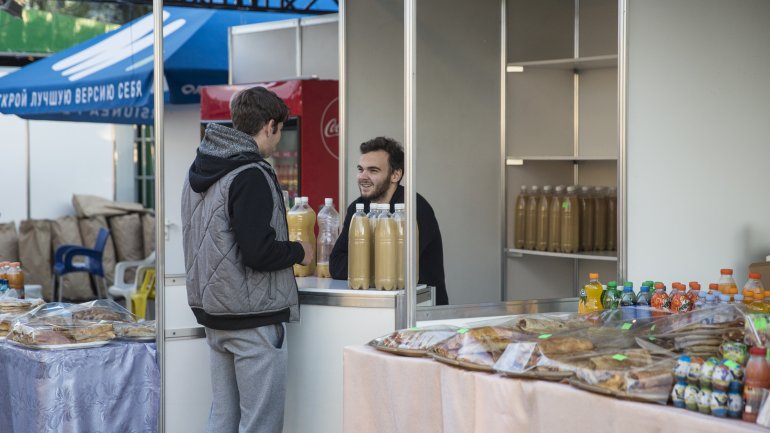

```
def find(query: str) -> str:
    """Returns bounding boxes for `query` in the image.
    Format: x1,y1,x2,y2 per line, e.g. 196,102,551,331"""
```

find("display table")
0,340,159,433
343,345,766,433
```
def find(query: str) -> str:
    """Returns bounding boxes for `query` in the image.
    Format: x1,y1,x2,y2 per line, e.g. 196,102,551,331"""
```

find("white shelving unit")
504,0,619,301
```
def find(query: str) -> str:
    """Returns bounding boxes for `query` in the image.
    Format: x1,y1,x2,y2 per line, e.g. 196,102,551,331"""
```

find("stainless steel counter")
296,277,432,308
416,297,579,322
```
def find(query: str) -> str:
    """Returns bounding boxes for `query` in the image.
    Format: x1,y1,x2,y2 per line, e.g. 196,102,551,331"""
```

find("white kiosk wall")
345,0,502,305
626,0,770,284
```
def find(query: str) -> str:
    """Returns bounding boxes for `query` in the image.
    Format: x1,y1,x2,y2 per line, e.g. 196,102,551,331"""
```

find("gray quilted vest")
181,161,299,324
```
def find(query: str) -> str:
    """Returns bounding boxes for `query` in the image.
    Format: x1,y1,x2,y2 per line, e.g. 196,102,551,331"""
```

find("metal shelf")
506,55,618,71
506,248,618,262
506,156,617,165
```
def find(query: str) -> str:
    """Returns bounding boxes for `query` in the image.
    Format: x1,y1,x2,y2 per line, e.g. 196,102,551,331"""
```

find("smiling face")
357,150,401,203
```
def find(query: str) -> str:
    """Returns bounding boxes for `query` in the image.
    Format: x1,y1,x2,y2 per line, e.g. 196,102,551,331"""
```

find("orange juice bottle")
578,273,604,314
744,272,765,302
718,269,738,294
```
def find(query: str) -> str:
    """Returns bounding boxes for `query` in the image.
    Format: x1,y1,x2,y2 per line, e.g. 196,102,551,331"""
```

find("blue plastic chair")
52,227,110,302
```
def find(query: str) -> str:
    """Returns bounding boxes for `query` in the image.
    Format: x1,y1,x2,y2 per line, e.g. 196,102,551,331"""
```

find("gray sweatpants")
205,324,287,433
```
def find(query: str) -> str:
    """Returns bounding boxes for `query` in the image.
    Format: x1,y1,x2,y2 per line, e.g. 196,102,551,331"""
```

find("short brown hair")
360,137,404,182
230,87,289,136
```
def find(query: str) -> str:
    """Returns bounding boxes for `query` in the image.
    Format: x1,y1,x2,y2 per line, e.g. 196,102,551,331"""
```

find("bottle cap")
607,281,617,288
395,203,405,210
589,273,599,279
542,185,553,193
355,203,364,211
580,185,591,193
750,347,767,356
530,185,540,193
520,185,527,192
750,272,762,279
624,281,634,289
623,286,633,293
554,185,565,193
640,286,650,293
688,281,698,289
654,282,665,290
691,282,701,290
642,280,654,287
709,283,718,291
325,198,333,206
672,282,683,290
566,185,578,193
720,268,733,275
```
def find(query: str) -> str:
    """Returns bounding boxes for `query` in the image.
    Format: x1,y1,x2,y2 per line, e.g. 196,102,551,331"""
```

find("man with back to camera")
329,136,448,305
181,86,313,433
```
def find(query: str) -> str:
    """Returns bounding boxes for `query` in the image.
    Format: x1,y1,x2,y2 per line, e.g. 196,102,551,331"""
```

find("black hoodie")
188,129,304,272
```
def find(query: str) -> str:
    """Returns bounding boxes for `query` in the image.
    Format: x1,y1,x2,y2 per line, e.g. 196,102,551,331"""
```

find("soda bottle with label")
348,204,370,289
602,281,620,310
636,283,652,320
651,282,671,317
718,268,738,295
620,282,637,320
743,272,764,303
578,273,604,314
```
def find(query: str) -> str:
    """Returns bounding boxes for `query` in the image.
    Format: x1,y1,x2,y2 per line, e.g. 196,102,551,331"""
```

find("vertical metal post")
151,2,166,432
617,0,628,282
499,0,507,302
338,0,347,215
404,0,417,328
295,19,303,77
25,120,30,219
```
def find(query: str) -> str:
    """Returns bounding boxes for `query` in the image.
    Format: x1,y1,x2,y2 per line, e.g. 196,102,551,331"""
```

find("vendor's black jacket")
329,185,448,305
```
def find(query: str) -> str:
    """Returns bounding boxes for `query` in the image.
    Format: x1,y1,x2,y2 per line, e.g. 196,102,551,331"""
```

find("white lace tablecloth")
0,339,159,433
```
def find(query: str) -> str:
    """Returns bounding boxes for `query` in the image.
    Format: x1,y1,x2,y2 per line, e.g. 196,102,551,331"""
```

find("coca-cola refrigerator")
200,79,339,209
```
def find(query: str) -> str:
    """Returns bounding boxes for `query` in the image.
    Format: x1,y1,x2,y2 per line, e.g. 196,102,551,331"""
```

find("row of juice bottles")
577,269,765,315
513,184,617,253
0,261,25,298
287,197,341,278
348,203,416,290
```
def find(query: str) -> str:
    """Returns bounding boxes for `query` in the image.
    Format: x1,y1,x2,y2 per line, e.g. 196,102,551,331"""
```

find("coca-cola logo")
320,97,339,160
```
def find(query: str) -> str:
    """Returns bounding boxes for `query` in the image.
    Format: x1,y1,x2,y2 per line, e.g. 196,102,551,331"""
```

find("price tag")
613,354,628,361
621,323,633,330
409,327,420,331
724,360,739,369
538,334,552,340
457,328,469,334
562,201,570,209
648,336,657,341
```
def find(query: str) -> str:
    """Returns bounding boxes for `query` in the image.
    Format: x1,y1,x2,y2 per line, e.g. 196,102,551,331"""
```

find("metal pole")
499,0,507,302
404,0,416,328
338,0,347,215
618,0,627,282
151,1,166,432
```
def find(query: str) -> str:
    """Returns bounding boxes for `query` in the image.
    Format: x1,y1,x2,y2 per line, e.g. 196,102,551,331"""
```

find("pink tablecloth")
343,345,766,433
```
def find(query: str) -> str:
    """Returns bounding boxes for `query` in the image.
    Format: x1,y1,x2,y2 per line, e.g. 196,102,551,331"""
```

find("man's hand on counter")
299,241,314,266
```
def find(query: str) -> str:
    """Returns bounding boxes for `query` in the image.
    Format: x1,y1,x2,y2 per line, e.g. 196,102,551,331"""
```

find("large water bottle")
290,197,316,277
375,207,398,290
348,204,370,289
316,198,340,278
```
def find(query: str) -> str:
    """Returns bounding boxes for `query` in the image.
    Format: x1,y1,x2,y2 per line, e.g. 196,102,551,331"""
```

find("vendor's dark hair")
230,86,289,136
360,137,404,181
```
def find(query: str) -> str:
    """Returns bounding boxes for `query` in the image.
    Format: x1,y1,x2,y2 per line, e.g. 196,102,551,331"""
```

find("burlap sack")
72,194,146,218
0,222,19,262
109,213,144,282
78,216,116,287
19,220,53,300
51,216,93,301
141,213,156,258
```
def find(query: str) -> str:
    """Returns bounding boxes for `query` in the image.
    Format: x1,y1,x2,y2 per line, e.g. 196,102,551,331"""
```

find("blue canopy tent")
0,7,309,124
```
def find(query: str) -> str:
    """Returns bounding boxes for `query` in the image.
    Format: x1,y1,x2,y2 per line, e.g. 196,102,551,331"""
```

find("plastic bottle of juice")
348,204,370,289
525,186,540,250
743,347,770,422
651,282,671,317
289,197,316,277
686,282,701,307
393,204,406,289
718,269,738,295
367,204,382,287
560,186,580,254
671,282,692,313
606,187,617,251
316,198,340,278
579,186,594,252
593,186,607,251
744,272,764,302
514,185,528,249
748,292,770,313
708,283,719,295
547,186,563,252
601,281,621,310
694,290,707,310
374,207,398,290
636,283,652,320
7,262,24,299
579,273,604,314
536,186,551,251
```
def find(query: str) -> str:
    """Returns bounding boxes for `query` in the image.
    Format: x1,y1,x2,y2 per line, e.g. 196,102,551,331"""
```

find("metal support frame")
151,1,166,431
68,0,337,14
618,0,628,282
403,0,416,328
499,0,507,302
338,0,347,214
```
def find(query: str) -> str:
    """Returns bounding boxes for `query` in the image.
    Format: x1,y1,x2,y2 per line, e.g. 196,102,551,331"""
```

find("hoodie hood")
189,123,265,193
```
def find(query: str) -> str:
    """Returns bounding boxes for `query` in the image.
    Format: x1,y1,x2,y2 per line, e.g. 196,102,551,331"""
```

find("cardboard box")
749,261,770,291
